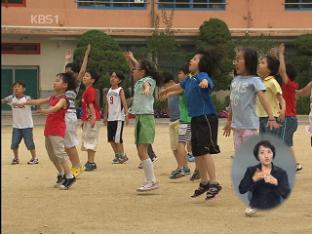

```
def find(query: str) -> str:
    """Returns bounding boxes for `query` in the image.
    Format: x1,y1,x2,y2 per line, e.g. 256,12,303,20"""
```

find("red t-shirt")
81,86,101,121
282,80,298,117
44,95,68,137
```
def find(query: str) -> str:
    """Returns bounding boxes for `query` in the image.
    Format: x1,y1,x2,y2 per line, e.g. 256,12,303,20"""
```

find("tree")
196,18,235,90
73,30,129,107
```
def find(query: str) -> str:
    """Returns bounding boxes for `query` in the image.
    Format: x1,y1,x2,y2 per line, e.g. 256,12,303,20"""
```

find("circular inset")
232,134,296,211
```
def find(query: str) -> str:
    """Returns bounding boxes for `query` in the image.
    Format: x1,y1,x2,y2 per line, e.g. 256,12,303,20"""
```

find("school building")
2,0,312,109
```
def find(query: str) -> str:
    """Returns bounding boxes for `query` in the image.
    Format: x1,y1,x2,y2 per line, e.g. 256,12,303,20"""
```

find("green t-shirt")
129,76,156,115
179,93,191,123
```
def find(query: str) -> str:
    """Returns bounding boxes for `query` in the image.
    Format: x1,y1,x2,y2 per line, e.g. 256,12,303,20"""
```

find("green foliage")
211,94,230,113
294,34,312,56
73,30,129,107
296,96,310,115
196,19,235,90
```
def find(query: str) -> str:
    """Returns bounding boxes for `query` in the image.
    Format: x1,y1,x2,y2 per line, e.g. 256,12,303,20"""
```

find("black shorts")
191,115,220,157
107,121,124,143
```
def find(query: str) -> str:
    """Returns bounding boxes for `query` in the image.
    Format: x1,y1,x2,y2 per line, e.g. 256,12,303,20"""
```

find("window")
1,0,26,7
2,43,40,55
285,0,312,10
77,0,146,9
158,0,226,9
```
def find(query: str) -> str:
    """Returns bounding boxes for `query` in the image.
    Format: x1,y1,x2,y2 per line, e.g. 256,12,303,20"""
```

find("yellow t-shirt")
256,76,282,117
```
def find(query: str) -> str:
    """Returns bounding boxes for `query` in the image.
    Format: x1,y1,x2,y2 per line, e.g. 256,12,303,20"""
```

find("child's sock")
142,158,156,183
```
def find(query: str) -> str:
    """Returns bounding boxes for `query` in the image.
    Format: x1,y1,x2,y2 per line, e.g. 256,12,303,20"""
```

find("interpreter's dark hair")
159,71,177,86
265,55,280,76
286,64,297,81
12,80,26,88
65,63,80,74
195,49,221,77
178,63,190,75
56,72,78,91
139,59,160,85
239,48,258,76
85,69,100,84
253,140,276,161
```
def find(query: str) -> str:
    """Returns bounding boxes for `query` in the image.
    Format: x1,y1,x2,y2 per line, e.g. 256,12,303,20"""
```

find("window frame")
284,0,312,10
1,43,41,55
1,0,26,7
76,0,147,10
157,0,227,10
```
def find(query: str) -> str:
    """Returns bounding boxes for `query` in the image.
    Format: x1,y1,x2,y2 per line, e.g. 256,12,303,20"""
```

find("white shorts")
64,112,79,148
81,121,100,151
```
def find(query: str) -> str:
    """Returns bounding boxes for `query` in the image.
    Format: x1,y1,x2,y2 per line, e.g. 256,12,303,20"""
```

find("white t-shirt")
106,87,125,121
4,95,34,129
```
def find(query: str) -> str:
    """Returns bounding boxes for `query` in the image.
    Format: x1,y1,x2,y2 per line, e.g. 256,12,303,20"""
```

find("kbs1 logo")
31,15,59,25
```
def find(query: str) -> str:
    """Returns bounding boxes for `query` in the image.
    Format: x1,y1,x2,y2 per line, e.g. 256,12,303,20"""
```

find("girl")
160,49,222,200
103,71,129,164
17,72,77,189
129,59,160,192
223,48,279,152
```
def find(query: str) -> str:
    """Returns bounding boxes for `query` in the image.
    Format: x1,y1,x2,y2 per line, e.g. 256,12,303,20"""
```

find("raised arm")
64,49,73,70
77,44,91,81
124,51,139,71
278,43,289,84
159,83,183,101
296,81,312,97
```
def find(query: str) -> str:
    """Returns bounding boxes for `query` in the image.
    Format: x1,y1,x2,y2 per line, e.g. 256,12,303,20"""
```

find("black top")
239,163,291,209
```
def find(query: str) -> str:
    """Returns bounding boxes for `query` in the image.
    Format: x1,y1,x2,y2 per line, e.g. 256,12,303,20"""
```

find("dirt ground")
2,119,312,234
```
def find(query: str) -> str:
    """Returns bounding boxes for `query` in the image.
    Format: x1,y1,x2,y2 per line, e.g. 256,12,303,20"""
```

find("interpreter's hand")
266,119,280,130
279,43,285,55
252,168,265,182
264,174,278,186
222,121,232,137
64,49,73,61
199,79,208,89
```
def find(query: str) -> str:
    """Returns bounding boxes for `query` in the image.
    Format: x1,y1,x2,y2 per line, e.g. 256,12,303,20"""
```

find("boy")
1,81,38,165
103,71,129,164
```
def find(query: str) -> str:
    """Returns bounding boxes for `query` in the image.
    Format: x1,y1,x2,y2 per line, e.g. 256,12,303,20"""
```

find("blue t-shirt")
168,95,180,122
180,72,216,117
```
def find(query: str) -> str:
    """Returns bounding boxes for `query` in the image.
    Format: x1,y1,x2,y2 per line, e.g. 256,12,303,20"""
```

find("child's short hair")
65,63,80,74
12,80,26,88
110,71,125,83
195,49,220,77
265,55,280,76
240,48,258,76
139,59,160,85
286,64,297,81
85,69,100,84
178,63,190,75
57,72,78,91
159,71,176,86
253,140,276,161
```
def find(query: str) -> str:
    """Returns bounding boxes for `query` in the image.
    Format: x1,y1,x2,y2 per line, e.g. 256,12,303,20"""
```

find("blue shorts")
11,128,35,150
280,116,298,146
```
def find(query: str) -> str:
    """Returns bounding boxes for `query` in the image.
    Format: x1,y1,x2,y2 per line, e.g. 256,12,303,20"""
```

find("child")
223,48,279,152
81,69,101,171
63,44,91,177
159,71,191,179
103,71,129,164
296,81,312,146
278,43,303,171
257,55,286,136
1,81,38,165
16,73,77,189
128,59,160,192
160,49,222,200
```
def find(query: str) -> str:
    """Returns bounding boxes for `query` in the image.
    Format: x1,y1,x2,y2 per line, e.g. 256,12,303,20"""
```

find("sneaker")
136,181,159,192
112,157,122,164
118,155,129,164
296,163,303,172
54,174,66,188
11,158,20,165
205,183,222,200
190,169,200,181
170,168,185,179
138,162,143,169
244,207,257,217
191,182,210,198
84,162,97,171
27,158,39,165
59,176,76,190
151,156,159,164
71,166,82,177
187,152,195,162
183,165,191,175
